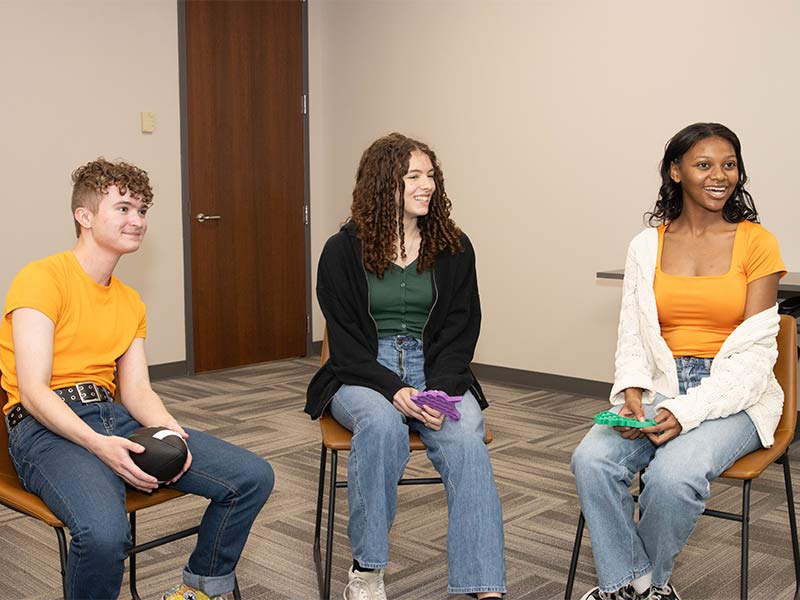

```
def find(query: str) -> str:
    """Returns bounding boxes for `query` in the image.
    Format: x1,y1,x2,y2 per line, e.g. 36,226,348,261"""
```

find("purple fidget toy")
410,391,462,420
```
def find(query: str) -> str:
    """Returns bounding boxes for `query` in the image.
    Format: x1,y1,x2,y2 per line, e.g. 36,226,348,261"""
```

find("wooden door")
184,0,306,372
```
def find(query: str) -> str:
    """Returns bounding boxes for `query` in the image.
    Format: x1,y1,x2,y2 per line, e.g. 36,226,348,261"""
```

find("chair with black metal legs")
311,328,493,600
0,374,241,600
565,314,800,600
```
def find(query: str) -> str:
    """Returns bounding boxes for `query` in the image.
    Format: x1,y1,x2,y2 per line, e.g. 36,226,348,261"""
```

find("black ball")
127,427,188,483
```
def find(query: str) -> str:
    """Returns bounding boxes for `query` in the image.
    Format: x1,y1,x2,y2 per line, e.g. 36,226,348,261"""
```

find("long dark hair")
646,123,759,226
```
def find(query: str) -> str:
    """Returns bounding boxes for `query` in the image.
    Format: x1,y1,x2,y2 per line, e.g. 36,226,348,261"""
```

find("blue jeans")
570,357,762,592
330,335,506,595
7,401,274,599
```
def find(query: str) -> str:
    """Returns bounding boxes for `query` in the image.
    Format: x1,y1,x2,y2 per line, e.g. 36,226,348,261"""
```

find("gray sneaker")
343,566,387,600
580,585,641,600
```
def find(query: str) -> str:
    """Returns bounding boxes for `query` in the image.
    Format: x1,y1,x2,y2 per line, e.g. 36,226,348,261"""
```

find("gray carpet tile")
1,356,799,599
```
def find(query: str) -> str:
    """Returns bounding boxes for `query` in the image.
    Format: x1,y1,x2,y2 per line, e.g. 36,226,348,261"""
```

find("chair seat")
0,471,64,527
318,411,493,451
721,430,793,480
125,487,188,511
1,471,187,528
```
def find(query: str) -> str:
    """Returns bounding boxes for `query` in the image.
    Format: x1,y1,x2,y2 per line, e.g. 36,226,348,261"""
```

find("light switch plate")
140,112,155,133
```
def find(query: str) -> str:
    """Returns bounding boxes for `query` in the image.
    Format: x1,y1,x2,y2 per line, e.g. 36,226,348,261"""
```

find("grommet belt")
5,383,113,431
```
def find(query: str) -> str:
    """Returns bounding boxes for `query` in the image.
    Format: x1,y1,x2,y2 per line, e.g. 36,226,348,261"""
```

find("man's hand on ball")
163,418,189,439
161,418,192,483
166,448,192,484
90,433,158,492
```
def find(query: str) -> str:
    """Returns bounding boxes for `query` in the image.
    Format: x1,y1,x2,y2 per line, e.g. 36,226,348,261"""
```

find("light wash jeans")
8,400,274,599
330,335,506,596
570,357,762,593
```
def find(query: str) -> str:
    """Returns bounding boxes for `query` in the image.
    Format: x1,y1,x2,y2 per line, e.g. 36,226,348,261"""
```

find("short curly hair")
71,158,154,237
351,133,462,277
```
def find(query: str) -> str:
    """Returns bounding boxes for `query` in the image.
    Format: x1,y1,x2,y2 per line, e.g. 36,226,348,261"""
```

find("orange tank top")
654,221,785,358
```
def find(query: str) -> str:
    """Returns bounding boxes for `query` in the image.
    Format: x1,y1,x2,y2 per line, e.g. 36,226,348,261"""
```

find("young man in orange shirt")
0,159,273,600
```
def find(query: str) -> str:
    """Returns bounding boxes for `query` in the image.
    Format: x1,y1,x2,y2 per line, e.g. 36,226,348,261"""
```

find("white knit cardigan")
609,227,783,448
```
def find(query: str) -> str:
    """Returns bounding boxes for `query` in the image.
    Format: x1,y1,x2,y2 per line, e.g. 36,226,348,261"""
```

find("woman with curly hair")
306,133,505,600
571,123,786,600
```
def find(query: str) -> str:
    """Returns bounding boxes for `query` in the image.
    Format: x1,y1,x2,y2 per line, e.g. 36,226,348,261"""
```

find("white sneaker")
343,566,387,600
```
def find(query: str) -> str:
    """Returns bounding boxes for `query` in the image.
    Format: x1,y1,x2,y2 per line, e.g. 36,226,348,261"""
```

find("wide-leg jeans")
330,335,506,596
8,400,274,599
570,357,762,592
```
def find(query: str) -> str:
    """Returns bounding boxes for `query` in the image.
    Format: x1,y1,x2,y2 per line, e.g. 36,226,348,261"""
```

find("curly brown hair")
71,158,154,238
351,133,462,277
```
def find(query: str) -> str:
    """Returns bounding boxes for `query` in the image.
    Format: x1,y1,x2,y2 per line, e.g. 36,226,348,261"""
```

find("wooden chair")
312,330,493,600
778,296,800,359
565,314,800,600
0,374,240,600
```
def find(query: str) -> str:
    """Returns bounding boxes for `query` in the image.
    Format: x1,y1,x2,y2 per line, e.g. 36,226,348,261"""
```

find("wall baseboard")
149,361,188,381
308,340,610,399
471,363,611,399
472,364,800,440
217,343,800,438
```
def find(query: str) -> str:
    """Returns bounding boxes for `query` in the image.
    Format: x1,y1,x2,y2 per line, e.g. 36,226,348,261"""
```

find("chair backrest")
773,314,798,451
0,373,50,523
0,374,14,480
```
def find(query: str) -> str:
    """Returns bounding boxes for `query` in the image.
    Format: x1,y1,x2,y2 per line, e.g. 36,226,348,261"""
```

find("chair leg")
313,444,328,561
564,512,585,600
740,480,752,600
128,510,208,599
780,454,800,600
233,576,241,600
322,450,338,600
130,510,141,600
54,526,68,599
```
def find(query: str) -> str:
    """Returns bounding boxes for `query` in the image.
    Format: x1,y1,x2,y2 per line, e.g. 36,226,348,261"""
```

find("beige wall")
2,1,798,382
309,0,800,383
0,0,185,365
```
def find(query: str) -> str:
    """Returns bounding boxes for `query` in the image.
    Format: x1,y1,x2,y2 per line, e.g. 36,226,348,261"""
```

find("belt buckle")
76,382,102,403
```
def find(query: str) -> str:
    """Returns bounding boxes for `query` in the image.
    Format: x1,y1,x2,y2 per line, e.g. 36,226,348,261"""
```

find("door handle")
195,213,222,223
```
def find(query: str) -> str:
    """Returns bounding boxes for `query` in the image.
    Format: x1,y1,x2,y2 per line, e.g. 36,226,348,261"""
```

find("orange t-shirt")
654,221,786,358
0,252,147,414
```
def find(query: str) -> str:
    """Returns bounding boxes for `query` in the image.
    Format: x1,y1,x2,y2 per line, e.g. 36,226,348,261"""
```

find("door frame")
176,0,312,375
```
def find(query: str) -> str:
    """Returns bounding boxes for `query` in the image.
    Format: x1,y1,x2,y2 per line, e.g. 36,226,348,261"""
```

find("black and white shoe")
580,585,641,600
643,583,681,600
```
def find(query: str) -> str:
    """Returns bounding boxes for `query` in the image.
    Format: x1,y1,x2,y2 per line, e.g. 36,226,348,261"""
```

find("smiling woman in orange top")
571,123,786,600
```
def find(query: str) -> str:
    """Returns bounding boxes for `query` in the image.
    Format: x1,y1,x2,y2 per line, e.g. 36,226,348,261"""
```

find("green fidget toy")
594,410,657,429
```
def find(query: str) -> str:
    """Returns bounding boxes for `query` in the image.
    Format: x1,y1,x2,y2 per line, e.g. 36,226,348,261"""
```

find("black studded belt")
5,382,113,431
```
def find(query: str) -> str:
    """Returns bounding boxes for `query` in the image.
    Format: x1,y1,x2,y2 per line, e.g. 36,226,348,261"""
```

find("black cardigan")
305,221,486,419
